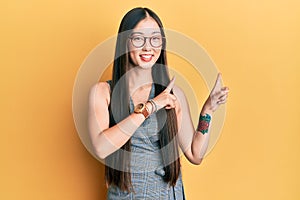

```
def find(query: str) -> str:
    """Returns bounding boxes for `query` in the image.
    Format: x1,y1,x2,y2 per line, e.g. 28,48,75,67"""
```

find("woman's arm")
88,80,177,160
88,82,149,159
173,73,229,165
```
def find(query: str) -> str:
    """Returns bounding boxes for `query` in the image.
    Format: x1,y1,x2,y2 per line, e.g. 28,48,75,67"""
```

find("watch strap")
134,103,150,118
142,105,150,118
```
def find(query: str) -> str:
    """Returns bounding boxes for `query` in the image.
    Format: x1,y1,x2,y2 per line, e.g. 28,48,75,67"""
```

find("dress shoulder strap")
106,80,115,127
106,80,112,93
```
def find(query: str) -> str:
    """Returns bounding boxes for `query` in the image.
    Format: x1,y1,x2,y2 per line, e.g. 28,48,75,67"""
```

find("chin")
139,62,155,69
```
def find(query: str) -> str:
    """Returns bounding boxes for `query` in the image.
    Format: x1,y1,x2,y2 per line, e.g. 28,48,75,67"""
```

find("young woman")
88,7,229,199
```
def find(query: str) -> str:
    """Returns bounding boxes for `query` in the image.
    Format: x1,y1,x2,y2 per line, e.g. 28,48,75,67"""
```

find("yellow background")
1,0,299,199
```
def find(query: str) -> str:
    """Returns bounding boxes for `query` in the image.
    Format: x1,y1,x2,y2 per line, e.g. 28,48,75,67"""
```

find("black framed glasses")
129,35,164,48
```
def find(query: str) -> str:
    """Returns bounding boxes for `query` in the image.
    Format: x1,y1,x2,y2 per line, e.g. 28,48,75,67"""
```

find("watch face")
134,103,149,118
135,103,145,112
137,103,143,109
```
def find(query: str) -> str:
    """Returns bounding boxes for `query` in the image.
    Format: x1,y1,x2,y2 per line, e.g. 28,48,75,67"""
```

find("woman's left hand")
202,73,229,113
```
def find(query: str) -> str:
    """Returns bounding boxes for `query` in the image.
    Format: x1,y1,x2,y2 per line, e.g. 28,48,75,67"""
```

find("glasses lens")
131,36,145,48
150,35,163,47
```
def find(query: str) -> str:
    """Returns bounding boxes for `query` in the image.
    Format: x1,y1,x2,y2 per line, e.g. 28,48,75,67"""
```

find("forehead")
132,17,161,35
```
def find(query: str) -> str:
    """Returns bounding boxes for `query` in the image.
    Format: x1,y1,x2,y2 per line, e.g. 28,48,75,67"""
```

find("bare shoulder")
89,81,111,106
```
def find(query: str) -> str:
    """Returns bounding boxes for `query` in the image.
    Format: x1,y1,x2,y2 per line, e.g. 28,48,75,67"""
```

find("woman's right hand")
152,77,177,110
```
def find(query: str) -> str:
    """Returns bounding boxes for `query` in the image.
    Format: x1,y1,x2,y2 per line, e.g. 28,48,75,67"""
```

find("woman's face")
128,17,162,69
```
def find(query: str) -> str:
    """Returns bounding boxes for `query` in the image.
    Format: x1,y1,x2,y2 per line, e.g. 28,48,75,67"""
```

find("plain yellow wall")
1,0,299,199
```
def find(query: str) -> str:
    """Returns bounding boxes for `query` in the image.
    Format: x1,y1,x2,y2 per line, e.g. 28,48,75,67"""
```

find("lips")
140,54,153,62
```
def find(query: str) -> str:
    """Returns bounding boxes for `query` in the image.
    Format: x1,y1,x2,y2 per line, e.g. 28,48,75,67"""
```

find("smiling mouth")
140,54,153,62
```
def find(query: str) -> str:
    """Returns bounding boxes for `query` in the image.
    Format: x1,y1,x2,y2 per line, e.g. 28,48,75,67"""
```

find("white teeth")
141,55,152,59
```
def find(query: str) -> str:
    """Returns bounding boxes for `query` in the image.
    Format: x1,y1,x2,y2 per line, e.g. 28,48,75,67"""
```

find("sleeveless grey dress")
107,83,186,200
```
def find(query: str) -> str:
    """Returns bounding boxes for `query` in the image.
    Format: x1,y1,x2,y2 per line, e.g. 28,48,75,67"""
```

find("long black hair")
105,7,180,192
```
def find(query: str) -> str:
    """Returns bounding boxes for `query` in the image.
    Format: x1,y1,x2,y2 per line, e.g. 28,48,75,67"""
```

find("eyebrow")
131,31,161,35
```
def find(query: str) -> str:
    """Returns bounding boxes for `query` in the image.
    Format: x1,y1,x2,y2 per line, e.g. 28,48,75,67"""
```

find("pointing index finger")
165,76,176,93
212,73,223,93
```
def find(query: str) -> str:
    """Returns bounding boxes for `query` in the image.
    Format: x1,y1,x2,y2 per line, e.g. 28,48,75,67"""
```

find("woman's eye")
133,37,143,41
152,36,161,41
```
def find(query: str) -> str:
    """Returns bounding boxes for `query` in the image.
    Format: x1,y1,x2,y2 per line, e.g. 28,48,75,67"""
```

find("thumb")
165,76,176,93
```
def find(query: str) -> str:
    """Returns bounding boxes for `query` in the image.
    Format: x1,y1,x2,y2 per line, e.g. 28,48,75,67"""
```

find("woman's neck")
128,65,153,96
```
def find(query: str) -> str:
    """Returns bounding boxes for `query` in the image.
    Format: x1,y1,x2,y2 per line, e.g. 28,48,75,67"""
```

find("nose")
142,38,151,51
